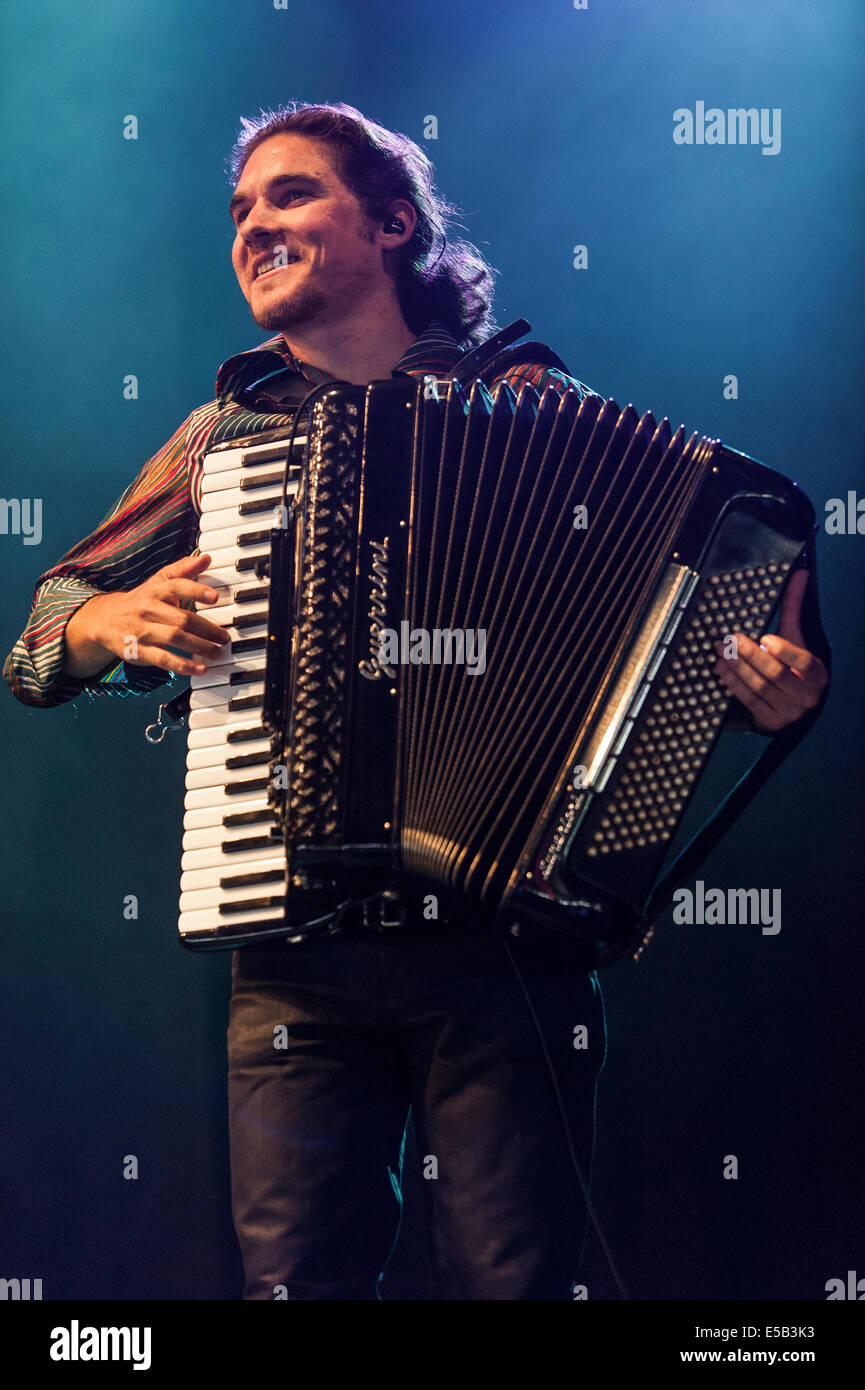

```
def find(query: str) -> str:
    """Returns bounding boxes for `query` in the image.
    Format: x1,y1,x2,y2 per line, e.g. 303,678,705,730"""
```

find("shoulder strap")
450,324,573,388
448,319,532,383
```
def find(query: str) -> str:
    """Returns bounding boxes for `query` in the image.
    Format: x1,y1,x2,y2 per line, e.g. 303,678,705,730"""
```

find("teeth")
255,256,298,278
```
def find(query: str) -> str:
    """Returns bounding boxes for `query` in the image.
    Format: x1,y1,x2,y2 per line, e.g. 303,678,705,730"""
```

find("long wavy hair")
228,102,498,348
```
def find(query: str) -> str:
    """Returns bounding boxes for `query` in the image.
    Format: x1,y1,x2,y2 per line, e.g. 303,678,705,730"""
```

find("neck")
279,294,419,385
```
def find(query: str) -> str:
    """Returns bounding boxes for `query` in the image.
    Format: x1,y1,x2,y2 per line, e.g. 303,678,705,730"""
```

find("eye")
233,188,309,227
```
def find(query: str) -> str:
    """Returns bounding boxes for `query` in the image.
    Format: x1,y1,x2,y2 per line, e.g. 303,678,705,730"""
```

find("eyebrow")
229,172,326,219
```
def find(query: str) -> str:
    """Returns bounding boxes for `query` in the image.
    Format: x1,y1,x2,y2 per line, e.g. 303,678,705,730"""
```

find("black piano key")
219,868,285,889
231,636,267,656
229,668,265,686
238,529,273,547
226,725,267,745
225,750,271,771
223,809,274,827
220,895,286,916
222,834,280,853
225,775,270,795
239,495,291,516
234,585,269,604
240,445,300,469
239,469,286,490
232,609,268,630
228,693,263,712
236,554,266,573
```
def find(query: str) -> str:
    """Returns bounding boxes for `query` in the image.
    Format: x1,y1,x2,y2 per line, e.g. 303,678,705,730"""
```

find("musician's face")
229,132,387,333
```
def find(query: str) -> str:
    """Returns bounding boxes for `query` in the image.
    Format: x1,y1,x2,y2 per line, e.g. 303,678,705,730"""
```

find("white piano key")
201,465,295,499
187,691,265,729
190,659,266,691
192,602,234,629
182,838,285,873
192,581,267,613
186,735,270,770
182,817,278,851
179,904,287,936
180,877,286,913
196,561,265,591
230,620,269,638
204,539,271,572
196,523,276,555
198,496,285,534
201,438,306,476
187,720,267,751
181,840,284,874
189,602,268,632
201,466,287,499
184,758,270,794
188,678,263,707
185,758,271,792
183,796,270,831
193,634,268,675
184,778,271,812
190,616,267,650
180,628,267,677
180,860,285,894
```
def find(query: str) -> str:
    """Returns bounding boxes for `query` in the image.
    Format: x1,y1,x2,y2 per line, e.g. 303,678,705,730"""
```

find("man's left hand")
714,569,829,735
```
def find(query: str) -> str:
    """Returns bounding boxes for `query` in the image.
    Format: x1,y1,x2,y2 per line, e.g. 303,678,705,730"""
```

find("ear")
378,200,417,246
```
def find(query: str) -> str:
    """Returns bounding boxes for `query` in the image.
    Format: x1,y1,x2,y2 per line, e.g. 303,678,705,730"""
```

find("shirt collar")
214,318,465,403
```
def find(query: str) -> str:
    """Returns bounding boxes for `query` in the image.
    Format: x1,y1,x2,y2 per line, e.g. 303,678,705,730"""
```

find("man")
4,102,828,1299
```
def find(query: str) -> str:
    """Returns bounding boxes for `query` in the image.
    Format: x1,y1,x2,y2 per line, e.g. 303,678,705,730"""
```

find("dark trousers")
227,918,606,1300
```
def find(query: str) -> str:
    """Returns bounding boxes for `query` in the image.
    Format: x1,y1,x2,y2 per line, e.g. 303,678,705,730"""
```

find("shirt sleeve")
3,413,199,708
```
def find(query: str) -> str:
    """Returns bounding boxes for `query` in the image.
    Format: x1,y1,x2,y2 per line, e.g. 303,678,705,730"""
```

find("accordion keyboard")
177,435,302,946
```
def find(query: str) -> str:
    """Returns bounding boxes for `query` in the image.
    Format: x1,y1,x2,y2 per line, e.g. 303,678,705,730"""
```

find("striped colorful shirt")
3,319,599,708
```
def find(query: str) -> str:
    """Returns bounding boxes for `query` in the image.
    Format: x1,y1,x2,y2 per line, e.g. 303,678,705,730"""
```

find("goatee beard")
251,284,328,333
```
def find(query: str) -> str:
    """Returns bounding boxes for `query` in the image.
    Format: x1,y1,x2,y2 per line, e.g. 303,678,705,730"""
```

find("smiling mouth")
253,255,301,281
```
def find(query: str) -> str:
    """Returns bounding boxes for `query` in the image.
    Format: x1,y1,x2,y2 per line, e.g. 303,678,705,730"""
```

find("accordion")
177,375,816,956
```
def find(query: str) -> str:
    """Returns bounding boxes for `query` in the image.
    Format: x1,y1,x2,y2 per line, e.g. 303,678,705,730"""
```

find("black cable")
280,380,338,515
502,933,630,1300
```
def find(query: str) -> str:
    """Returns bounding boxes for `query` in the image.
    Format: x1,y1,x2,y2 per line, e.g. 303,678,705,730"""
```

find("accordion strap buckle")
145,702,184,745
144,686,192,744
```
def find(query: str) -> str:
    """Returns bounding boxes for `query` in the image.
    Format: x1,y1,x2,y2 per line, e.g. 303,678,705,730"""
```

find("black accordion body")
177,371,817,957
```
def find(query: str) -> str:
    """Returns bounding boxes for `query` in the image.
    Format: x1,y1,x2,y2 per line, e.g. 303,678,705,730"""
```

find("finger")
138,615,228,660
165,602,231,644
714,646,813,728
153,578,223,609
182,614,233,645
144,601,231,645
716,633,802,695
125,644,208,677
153,552,214,583
757,631,824,682
775,568,807,647
712,659,788,732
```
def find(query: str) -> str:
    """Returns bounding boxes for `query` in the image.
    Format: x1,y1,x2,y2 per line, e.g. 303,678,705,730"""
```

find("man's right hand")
62,553,230,679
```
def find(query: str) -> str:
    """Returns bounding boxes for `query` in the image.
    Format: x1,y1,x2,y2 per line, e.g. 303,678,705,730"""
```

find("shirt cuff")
4,579,172,708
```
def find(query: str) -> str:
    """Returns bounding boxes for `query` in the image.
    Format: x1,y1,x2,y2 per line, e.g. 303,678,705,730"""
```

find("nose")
236,199,284,250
